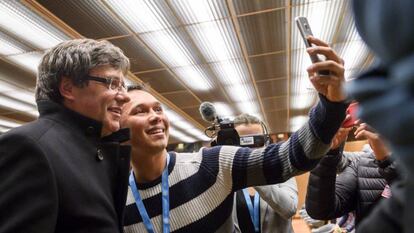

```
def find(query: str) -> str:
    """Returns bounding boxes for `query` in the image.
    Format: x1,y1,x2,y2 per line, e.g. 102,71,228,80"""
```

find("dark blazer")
0,100,131,233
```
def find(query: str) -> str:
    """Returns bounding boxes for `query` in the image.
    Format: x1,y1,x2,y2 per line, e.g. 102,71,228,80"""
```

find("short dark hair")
36,39,130,103
127,83,149,92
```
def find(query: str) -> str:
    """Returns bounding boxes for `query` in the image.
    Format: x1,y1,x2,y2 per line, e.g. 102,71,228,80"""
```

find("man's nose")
148,110,161,123
116,91,131,104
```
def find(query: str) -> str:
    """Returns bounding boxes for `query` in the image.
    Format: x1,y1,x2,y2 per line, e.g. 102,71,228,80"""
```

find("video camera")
199,102,268,147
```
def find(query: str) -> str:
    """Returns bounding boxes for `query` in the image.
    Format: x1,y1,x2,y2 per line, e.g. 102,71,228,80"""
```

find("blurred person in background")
305,122,397,227
0,39,131,233
232,113,298,233
347,0,414,232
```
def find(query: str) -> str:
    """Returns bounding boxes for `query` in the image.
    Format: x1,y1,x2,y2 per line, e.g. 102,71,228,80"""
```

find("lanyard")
129,153,171,233
242,188,260,233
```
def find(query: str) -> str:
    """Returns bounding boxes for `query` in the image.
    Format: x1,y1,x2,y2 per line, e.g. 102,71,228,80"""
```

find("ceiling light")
235,101,259,115
106,0,215,91
339,41,370,78
0,1,69,50
290,93,317,110
186,19,241,62
173,120,195,130
0,31,28,55
124,77,135,87
293,53,311,80
169,1,262,119
291,74,315,94
105,0,174,33
0,79,36,105
290,50,318,110
164,108,208,141
185,128,210,141
4,91,36,105
290,115,309,132
0,79,18,92
105,0,188,66
164,109,182,122
168,0,228,24
140,29,195,67
213,102,233,118
0,117,22,128
6,52,43,74
172,65,213,91
0,125,11,133
0,95,37,116
225,83,255,103
292,0,345,48
211,59,249,86
210,60,260,113
169,126,196,143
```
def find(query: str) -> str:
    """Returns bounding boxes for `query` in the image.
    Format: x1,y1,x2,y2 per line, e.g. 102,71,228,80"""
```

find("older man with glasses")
0,39,131,233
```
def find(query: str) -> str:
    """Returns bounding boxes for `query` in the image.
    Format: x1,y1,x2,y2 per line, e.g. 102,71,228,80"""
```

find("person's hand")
354,123,390,161
331,125,352,149
306,36,346,102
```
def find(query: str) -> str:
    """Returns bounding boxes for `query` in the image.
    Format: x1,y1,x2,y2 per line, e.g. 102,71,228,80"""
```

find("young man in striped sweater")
121,36,348,233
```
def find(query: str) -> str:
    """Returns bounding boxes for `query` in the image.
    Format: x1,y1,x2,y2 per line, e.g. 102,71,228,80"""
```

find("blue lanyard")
129,153,170,233
242,188,260,233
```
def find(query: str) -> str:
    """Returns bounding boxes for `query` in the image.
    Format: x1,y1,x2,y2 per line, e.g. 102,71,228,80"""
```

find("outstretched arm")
306,151,359,220
206,37,348,192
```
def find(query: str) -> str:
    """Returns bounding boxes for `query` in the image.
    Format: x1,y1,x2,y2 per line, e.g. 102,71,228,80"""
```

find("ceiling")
0,0,373,144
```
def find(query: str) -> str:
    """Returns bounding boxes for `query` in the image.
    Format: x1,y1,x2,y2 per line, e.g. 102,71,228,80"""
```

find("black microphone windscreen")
199,102,217,123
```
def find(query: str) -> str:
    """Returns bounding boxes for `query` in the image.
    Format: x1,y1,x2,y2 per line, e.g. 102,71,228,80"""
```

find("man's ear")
59,76,75,101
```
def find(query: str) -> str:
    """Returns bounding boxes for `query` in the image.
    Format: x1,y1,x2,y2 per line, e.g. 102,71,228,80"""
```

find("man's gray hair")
36,39,130,103
233,113,262,126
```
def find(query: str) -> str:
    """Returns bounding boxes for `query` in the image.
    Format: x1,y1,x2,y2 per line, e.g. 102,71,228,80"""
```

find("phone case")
295,16,330,75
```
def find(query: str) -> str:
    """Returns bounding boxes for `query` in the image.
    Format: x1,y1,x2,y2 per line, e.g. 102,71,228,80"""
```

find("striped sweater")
124,96,347,233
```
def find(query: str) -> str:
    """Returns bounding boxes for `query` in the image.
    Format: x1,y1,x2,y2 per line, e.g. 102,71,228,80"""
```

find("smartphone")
341,102,359,128
295,16,330,75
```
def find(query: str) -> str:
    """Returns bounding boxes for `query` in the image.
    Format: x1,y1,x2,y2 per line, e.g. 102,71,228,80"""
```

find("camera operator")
232,114,298,233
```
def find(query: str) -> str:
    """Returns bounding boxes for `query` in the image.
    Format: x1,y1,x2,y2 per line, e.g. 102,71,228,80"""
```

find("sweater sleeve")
376,156,399,184
0,133,58,233
306,154,359,220
202,95,348,192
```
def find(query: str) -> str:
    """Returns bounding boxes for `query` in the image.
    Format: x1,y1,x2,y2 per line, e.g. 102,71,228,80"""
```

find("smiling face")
67,65,130,135
121,90,170,155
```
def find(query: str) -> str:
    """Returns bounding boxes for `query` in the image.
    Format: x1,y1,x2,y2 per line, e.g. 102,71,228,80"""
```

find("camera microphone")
199,102,217,123
199,102,240,146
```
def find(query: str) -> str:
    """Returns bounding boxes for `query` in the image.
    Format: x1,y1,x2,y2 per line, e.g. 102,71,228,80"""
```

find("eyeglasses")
83,75,127,92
